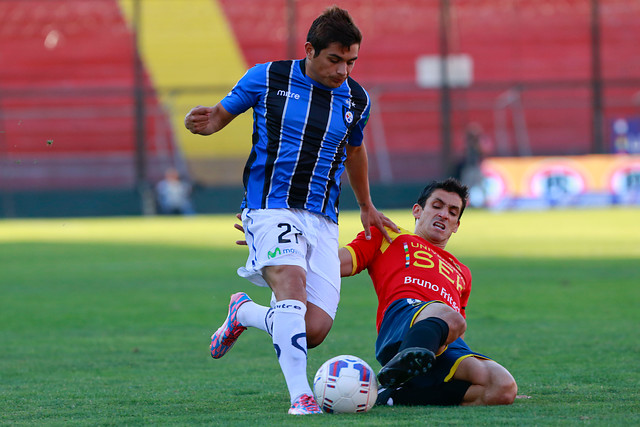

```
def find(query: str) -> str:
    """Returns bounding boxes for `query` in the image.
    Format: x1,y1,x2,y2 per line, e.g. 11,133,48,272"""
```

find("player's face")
304,42,359,89
413,189,462,248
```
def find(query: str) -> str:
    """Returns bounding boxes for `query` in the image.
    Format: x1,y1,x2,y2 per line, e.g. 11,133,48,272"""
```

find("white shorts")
237,208,341,319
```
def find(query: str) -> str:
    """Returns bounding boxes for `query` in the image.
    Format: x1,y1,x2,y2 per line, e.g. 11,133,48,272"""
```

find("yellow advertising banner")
480,154,640,208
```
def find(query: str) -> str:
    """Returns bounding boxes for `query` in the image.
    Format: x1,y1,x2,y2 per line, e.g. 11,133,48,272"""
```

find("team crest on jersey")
345,111,354,123
343,105,354,127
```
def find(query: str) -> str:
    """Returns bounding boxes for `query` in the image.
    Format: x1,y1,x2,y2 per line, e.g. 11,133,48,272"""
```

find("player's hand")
184,105,215,135
359,204,399,243
234,213,247,246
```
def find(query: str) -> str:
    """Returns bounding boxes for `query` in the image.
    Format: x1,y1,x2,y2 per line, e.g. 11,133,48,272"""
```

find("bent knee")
304,303,333,349
307,335,324,349
450,312,467,336
306,330,327,349
442,310,466,340
487,378,517,405
305,324,330,349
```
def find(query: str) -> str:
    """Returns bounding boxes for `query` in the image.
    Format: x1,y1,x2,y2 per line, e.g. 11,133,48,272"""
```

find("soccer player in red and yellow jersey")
340,178,517,406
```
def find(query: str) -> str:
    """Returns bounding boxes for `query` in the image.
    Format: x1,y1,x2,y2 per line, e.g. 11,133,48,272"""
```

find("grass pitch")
1,207,638,425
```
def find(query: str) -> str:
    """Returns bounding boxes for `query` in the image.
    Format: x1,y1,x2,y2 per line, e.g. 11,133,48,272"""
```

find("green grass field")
1,207,639,425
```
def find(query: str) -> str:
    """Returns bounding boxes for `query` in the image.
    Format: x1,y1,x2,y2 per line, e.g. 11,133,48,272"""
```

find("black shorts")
376,298,489,386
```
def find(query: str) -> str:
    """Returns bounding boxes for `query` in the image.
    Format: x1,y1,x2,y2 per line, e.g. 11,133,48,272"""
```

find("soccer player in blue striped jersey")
185,6,398,415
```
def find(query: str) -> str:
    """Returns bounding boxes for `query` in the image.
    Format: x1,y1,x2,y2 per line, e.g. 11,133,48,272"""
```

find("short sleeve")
220,63,267,115
346,104,370,147
345,226,383,275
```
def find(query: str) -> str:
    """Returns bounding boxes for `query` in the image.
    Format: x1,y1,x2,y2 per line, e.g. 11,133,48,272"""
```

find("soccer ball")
313,354,378,413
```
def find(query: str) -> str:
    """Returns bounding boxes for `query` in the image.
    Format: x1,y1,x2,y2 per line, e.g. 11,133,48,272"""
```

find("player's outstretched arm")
338,247,353,277
185,103,236,136
345,144,399,242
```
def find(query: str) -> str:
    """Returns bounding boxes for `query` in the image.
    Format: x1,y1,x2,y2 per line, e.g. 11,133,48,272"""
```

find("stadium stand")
1,0,639,216
219,0,640,180
0,0,176,191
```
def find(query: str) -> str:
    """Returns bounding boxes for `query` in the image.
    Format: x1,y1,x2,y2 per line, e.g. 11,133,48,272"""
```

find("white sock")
271,299,311,403
237,301,274,335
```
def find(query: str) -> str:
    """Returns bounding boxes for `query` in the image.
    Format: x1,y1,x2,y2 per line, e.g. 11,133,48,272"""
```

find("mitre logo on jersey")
276,89,301,100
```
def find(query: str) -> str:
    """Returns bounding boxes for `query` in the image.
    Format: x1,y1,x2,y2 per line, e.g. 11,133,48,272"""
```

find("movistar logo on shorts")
267,247,301,259
268,247,281,258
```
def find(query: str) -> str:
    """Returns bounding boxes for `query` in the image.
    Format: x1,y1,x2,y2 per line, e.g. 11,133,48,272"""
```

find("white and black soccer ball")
313,354,378,413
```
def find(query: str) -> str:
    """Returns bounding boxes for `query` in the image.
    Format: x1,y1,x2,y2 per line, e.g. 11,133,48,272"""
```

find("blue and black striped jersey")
220,59,371,223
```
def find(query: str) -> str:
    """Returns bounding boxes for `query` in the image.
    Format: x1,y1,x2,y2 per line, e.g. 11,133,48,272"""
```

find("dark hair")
416,178,470,219
306,6,362,56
